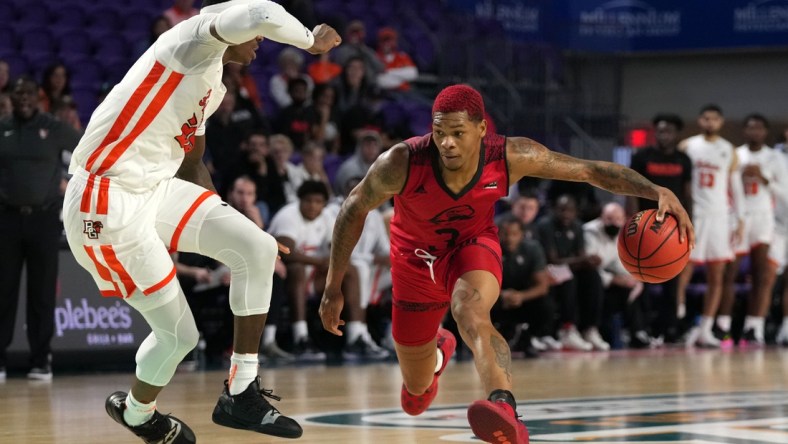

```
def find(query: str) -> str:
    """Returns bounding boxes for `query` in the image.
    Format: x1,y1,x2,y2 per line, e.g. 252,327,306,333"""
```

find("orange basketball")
617,209,690,283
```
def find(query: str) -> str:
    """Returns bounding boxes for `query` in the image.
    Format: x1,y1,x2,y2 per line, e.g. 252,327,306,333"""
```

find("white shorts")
63,168,222,312
351,260,391,309
733,209,774,255
690,211,733,264
769,229,787,273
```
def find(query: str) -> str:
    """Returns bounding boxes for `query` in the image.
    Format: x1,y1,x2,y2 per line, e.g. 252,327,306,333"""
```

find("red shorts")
390,233,502,346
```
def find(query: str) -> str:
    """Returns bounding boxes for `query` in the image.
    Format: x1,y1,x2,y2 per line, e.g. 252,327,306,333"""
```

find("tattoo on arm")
490,335,512,383
507,137,659,200
327,145,407,286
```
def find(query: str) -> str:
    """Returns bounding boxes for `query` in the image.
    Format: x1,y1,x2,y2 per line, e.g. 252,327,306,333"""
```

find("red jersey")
390,133,509,256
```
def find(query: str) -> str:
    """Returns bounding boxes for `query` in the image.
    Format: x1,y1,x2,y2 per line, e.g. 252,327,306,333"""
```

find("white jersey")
69,14,227,192
684,134,734,214
735,145,784,213
268,202,334,257
773,151,788,234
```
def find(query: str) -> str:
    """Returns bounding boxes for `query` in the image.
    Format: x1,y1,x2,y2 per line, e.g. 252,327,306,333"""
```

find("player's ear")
479,118,487,137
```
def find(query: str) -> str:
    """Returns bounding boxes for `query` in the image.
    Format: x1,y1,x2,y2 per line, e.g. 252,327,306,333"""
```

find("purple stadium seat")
124,9,155,36
3,54,30,78
70,87,98,125
19,27,56,57
87,7,121,34
50,5,87,30
16,2,50,27
0,3,16,24
0,28,16,54
93,33,130,60
55,29,93,58
66,58,104,89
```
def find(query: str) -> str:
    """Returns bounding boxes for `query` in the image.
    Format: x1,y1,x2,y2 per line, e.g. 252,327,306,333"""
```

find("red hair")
432,84,485,121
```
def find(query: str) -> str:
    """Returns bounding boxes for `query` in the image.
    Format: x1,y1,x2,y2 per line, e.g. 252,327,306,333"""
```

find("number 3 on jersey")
699,171,715,188
431,228,460,250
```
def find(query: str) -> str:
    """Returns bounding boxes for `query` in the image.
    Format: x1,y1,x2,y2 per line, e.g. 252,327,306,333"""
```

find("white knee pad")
198,205,277,316
135,292,199,386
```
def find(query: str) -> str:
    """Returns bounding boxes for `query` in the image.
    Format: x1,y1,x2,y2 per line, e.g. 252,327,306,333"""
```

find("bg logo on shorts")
83,220,104,239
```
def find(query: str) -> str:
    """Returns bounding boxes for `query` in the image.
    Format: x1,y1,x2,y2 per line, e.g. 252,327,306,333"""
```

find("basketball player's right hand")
656,187,695,249
319,286,345,336
307,24,342,54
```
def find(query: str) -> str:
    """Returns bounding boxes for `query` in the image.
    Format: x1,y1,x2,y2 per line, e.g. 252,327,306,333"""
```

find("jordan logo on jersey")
83,220,103,239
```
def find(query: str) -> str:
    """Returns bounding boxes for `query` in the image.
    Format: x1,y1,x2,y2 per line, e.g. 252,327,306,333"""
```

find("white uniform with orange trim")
63,2,315,315
732,145,784,254
684,134,736,264
769,150,788,270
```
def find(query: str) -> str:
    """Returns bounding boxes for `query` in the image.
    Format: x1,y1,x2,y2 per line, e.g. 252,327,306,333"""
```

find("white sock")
292,320,309,343
346,321,365,343
677,303,686,319
744,316,765,340
123,390,156,426
262,325,277,346
782,317,788,331
434,348,444,374
699,316,714,335
716,315,732,332
228,352,258,396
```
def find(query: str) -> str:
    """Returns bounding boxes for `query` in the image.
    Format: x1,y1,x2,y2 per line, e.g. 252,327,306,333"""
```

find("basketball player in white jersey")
61,1,340,442
677,104,745,348
719,114,788,346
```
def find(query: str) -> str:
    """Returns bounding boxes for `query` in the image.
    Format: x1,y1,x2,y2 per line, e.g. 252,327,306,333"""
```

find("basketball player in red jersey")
319,85,693,444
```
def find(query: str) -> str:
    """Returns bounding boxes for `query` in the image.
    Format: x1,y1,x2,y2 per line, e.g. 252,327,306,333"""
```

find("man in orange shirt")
375,27,418,92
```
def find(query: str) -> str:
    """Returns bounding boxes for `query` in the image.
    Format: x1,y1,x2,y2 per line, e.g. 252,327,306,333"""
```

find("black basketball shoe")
105,391,196,444
212,377,303,439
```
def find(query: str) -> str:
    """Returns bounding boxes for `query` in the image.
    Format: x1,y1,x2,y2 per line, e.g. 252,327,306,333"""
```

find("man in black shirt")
627,113,691,341
536,195,606,351
493,216,551,357
0,77,82,380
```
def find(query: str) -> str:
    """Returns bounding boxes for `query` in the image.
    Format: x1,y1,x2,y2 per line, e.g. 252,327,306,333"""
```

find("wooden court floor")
1,348,787,443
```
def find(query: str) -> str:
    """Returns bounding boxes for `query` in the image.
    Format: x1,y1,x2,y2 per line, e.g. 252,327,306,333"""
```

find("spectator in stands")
39,63,72,113
51,96,82,131
493,216,551,358
333,21,385,82
333,129,383,195
289,141,332,200
269,134,301,204
326,176,391,360
205,92,255,181
269,47,314,109
135,16,172,58
496,191,541,240
627,113,691,342
333,56,377,114
163,0,199,26
536,195,605,351
276,77,319,151
0,60,10,93
375,27,418,94
0,77,82,381
222,69,267,131
308,83,340,153
546,180,600,223
584,203,656,349
222,131,287,219
224,63,263,115
0,93,11,120
266,181,342,362
308,53,342,85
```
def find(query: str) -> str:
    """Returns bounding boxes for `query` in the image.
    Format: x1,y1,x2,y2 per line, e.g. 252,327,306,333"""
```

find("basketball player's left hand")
656,187,695,249
319,286,345,336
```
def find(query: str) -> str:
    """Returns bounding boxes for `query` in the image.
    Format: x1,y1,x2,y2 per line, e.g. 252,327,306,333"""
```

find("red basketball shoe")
400,327,456,416
468,399,529,443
